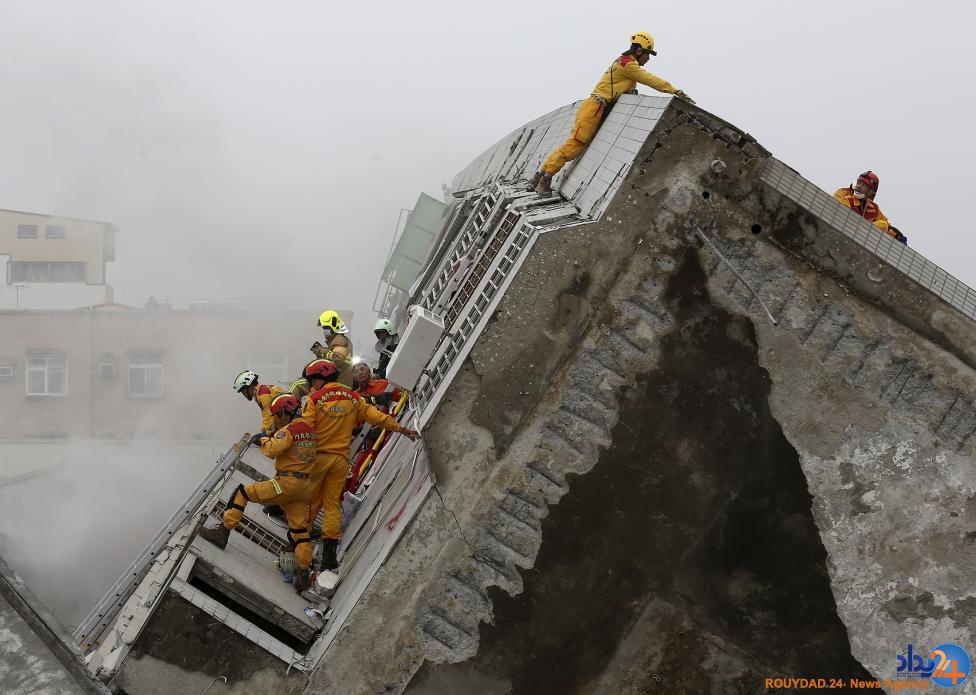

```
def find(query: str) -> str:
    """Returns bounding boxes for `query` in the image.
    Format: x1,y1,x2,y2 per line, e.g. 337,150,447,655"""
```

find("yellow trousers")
307,453,349,541
541,97,606,174
222,476,314,569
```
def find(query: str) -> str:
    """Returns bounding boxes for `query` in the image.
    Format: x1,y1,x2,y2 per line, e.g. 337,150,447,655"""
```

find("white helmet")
233,370,259,392
374,318,397,336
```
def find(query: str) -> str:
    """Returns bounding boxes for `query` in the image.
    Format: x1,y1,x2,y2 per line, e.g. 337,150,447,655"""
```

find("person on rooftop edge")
529,31,694,197
833,171,907,244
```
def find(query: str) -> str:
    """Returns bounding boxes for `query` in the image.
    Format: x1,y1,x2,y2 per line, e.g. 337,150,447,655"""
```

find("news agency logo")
896,643,970,688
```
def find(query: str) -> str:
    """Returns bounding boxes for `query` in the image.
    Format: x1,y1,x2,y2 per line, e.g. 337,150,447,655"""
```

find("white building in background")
0,208,117,310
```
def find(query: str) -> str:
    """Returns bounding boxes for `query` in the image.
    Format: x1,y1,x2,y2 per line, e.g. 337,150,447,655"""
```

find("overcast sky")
0,1,972,328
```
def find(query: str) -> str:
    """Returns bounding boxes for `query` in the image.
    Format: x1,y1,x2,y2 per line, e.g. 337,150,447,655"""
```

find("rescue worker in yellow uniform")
833,171,906,244
530,31,694,197
300,359,419,570
234,370,283,434
311,310,354,386
199,394,320,592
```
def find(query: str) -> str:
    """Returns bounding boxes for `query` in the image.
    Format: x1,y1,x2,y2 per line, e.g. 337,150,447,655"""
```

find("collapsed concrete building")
11,95,972,694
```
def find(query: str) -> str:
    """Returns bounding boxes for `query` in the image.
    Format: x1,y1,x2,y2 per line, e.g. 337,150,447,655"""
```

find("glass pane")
147,367,162,395
48,367,65,394
27,369,45,394
129,367,146,395
130,354,146,366
29,263,48,282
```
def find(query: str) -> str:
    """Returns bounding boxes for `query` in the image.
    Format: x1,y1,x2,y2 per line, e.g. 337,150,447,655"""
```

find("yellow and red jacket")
255,384,284,433
833,187,893,234
301,382,407,457
258,419,317,475
592,54,678,104
311,334,354,387
355,378,402,418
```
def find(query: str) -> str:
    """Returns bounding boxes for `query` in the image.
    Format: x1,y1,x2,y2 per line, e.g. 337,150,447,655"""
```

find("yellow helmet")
630,31,657,55
317,309,349,334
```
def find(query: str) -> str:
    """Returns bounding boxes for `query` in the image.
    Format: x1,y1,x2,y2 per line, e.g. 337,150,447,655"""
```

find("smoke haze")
0,0,973,626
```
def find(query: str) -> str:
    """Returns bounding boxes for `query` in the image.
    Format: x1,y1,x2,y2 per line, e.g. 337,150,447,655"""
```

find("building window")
246,352,290,387
0,365,13,380
128,351,163,397
17,224,38,239
45,225,66,239
9,261,87,283
26,353,67,396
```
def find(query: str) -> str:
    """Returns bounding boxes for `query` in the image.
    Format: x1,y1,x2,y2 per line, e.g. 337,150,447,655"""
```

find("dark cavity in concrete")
407,249,873,694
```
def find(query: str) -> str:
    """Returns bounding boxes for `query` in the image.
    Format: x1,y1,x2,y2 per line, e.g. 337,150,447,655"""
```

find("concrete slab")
190,529,317,643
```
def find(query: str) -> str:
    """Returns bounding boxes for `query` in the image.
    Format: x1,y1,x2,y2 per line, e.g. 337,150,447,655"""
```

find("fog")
0,0,973,628
0,441,225,627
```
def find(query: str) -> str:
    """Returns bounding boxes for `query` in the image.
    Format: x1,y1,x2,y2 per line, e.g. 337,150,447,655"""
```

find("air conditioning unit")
98,362,117,378
0,366,13,380
385,305,445,392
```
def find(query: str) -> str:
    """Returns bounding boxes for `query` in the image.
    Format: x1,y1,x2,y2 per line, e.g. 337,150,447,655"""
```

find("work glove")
675,90,695,104
400,428,421,441
248,432,266,446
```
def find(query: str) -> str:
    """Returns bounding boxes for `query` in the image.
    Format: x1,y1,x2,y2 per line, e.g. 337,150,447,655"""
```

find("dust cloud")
0,0,973,630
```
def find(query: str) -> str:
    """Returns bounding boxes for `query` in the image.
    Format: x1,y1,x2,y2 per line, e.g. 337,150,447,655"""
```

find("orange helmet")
304,359,339,382
269,393,300,416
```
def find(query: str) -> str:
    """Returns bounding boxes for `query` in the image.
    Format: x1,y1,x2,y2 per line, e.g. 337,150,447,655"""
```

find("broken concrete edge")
305,107,764,692
308,98,976,693
111,591,309,695
751,175,976,372
0,554,112,695
660,97,976,375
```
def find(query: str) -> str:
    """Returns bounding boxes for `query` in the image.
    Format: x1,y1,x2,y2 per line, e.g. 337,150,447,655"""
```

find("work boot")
198,524,230,550
293,568,311,593
526,171,543,192
263,504,284,519
321,539,339,571
535,173,554,197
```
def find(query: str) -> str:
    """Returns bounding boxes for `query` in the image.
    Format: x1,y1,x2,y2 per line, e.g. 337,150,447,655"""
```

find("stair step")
190,530,319,644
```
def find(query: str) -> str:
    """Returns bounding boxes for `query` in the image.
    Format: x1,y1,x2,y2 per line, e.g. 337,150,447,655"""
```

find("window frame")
44,224,66,239
245,351,291,388
17,224,38,239
9,261,87,283
25,352,68,397
127,350,164,398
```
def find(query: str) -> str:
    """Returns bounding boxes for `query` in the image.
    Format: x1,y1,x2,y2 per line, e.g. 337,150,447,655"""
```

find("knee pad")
226,484,249,512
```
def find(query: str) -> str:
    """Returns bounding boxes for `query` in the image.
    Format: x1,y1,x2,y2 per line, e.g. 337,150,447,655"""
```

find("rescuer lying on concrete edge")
301,358,419,571
199,393,320,592
833,170,907,244
529,31,694,197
